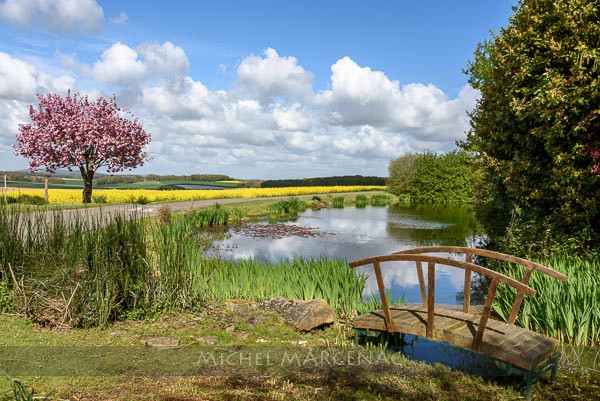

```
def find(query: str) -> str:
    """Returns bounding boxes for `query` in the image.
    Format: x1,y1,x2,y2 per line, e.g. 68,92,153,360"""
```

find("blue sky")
0,0,516,178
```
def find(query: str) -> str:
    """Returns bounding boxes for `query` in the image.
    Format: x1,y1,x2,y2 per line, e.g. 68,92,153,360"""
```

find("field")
4,185,386,204
3,179,241,190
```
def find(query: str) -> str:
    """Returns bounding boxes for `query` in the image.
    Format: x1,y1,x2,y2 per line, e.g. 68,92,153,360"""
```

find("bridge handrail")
392,247,567,324
348,253,539,350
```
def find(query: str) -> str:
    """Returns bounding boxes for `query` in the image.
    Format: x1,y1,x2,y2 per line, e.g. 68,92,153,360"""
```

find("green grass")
493,253,600,346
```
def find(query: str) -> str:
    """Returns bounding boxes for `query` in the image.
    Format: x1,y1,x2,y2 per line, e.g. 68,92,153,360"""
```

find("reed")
267,197,307,217
493,253,599,346
332,197,344,208
355,195,368,208
191,204,244,228
201,256,371,317
369,194,392,207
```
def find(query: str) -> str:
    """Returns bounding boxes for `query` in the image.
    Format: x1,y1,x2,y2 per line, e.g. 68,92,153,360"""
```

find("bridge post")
426,262,435,338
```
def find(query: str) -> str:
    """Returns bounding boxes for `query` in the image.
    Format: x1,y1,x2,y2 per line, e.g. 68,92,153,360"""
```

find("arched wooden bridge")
349,247,568,399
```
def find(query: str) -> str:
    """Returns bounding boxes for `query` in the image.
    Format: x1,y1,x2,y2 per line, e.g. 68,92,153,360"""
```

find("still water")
212,204,484,306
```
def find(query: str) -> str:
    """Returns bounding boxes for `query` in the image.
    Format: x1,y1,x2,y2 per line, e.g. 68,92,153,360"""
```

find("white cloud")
111,11,128,25
0,51,74,101
0,45,479,178
0,0,104,33
138,42,189,82
315,57,475,142
90,42,146,86
236,48,314,105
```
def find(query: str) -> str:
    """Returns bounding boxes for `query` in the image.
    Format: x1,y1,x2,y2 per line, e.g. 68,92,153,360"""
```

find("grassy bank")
1,311,598,401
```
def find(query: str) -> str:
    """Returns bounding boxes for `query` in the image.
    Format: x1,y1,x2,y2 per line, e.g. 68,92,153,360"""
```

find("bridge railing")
348,248,566,350
392,247,568,323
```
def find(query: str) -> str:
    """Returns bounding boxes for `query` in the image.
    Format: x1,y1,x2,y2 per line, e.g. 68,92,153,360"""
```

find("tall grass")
0,205,204,327
355,195,368,208
201,257,368,317
267,197,307,218
0,204,374,326
369,194,392,207
191,203,244,228
493,253,599,346
332,197,344,208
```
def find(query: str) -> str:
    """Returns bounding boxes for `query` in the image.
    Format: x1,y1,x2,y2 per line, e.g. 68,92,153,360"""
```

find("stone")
142,335,180,349
258,297,335,332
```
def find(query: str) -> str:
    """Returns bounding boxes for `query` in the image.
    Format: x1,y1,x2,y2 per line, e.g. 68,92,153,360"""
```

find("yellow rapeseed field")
9,186,386,204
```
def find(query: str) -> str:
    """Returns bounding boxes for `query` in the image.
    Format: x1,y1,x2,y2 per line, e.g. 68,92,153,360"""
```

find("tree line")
95,174,235,185
260,175,386,188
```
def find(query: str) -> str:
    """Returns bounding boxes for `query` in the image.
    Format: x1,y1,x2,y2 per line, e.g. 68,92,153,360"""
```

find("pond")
211,204,485,306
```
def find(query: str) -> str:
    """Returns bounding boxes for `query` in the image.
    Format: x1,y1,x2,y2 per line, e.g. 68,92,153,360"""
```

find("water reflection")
211,205,484,305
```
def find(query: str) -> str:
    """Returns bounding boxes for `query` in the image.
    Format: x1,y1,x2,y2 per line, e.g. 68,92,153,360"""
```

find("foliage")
462,0,599,252
0,205,374,326
192,204,244,228
261,175,386,188
0,370,51,401
387,153,419,195
332,197,344,208
267,197,307,217
96,175,143,185
355,195,368,208
6,186,386,204
492,253,599,346
388,151,476,204
369,194,392,207
203,257,368,317
14,91,151,203
0,281,12,313
5,195,45,205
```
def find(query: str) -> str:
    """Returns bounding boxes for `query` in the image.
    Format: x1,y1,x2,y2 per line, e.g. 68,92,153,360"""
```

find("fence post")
44,177,49,203
3,174,6,203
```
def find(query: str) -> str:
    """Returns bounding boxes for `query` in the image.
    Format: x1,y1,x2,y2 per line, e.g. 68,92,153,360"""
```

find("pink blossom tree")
14,91,151,203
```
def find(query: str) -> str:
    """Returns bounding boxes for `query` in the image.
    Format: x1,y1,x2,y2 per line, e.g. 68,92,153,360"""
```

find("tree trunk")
81,170,95,203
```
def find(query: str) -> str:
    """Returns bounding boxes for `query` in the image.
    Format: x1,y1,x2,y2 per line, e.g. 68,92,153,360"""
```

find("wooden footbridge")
349,247,568,399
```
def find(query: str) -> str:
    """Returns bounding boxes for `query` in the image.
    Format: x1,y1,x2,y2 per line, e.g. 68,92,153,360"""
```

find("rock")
256,338,269,343
142,335,180,349
258,297,335,332
195,335,218,345
225,325,235,333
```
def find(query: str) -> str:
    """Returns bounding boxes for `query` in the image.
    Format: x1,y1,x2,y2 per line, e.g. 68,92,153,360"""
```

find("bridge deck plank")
353,305,559,370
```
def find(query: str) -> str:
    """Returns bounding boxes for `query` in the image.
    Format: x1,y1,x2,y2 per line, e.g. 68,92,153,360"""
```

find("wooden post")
373,261,396,332
508,267,534,324
44,177,49,203
463,252,472,313
3,174,6,204
190,195,195,211
415,261,427,307
426,262,435,339
473,278,499,350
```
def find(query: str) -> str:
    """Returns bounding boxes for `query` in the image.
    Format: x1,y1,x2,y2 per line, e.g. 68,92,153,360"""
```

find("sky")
0,0,517,179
